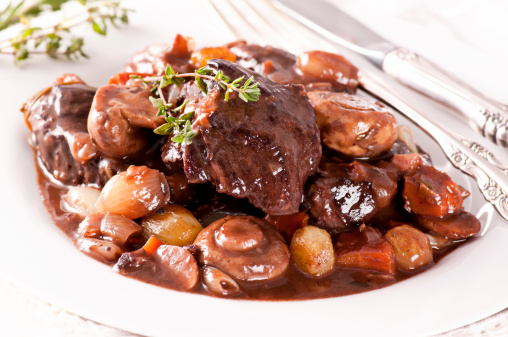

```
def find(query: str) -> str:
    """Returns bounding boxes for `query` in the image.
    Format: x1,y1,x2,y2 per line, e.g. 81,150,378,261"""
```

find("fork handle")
383,48,508,147
359,69,508,221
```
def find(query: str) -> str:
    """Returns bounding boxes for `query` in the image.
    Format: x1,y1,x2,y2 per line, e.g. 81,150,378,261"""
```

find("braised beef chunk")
163,59,321,215
305,161,398,232
22,83,125,186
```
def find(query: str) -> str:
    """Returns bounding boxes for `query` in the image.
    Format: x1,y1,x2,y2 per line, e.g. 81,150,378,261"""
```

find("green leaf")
149,96,164,109
232,76,244,85
195,76,208,94
179,111,194,121
92,21,105,35
154,123,174,136
171,100,189,113
238,92,248,103
165,64,176,76
196,67,212,75
243,76,253,87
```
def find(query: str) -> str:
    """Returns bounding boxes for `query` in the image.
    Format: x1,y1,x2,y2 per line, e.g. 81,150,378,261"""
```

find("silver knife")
274,0,508,148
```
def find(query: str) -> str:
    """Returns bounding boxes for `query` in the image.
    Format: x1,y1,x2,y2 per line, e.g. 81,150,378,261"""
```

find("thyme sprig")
133,64,262,103
132,64,261,145
0,0,130,64
151,99,197,145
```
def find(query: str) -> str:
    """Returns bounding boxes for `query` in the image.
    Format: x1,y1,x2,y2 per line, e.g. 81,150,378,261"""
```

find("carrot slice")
265,212,309,241
143,236,163,255
108,72,152,85
336,225,395,275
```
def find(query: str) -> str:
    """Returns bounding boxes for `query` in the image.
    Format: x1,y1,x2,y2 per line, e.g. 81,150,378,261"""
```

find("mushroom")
307,91,397,159
87,85,165,158
194,215,290,282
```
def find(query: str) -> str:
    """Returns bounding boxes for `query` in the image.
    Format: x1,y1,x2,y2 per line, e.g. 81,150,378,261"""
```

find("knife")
273,0,508,148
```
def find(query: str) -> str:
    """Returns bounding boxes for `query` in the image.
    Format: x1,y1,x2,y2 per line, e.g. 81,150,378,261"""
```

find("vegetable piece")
154,245,199,290
307,91,397,159
265,212,309,241
100,213,142,245
403,165,464,218
143,236,163,255
194,216,290,282
77,213,142,245
77,238,123,262
201,266,241,297
296,50,358,92
389,153,422,175
95,166,170,219
385,225,433,271
397,125,418,153
425,233,455,250
416,210,481,239
108,72,152,85
62,186,101,217
190,47,237,69
140,204,203,246
290,226,334,277
54,73,85,85
77,213,103,238
336,225,395,275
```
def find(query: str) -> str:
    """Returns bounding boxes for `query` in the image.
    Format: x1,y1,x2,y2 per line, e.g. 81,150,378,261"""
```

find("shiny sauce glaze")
26,35,479,300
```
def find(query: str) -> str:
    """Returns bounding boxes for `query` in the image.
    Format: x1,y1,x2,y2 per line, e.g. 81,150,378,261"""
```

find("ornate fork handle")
383,49,508,147
359,69,508,221
461,139,508,175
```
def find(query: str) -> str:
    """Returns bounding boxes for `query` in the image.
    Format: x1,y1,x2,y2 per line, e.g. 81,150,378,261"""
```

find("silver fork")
208,0,508,221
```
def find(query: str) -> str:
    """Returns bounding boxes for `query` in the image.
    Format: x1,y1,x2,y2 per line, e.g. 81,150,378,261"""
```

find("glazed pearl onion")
141,204,202,246
201,266,241,297
62,186,101,217
77,237,123,262
95,165,170,219
78,213,142,245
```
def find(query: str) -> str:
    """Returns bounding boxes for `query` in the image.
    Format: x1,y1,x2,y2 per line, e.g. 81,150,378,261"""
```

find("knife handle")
383,48,508,147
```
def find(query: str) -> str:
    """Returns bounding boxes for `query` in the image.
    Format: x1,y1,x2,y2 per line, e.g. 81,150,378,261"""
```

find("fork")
207,0,508,222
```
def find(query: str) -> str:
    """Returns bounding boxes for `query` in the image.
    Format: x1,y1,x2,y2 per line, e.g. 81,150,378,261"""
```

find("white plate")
1,1,507,336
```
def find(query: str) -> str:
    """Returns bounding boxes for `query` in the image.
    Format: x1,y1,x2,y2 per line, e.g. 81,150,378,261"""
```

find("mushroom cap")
194,215,290,282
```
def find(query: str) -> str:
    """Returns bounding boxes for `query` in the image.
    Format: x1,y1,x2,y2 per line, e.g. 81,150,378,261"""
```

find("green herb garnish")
134,64,261,145
0,0,131,64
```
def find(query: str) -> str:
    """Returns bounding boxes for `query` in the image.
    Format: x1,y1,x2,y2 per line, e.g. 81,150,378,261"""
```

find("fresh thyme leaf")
92,21,105,35
195,76,208,94
153,123,174,136
172,100,189,113
196,67,212,75
149,96,164,109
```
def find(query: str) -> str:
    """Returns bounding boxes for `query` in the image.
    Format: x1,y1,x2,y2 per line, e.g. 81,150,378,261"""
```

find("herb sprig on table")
0,0,130,64
131,64,261,145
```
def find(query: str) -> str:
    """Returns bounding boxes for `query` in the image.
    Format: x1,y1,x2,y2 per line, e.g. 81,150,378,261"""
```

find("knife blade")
274,0,508,148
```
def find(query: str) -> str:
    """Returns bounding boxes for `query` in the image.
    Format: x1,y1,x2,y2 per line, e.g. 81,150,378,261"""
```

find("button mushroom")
307,91,398,159
87,85,165,158
194,216,290,282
